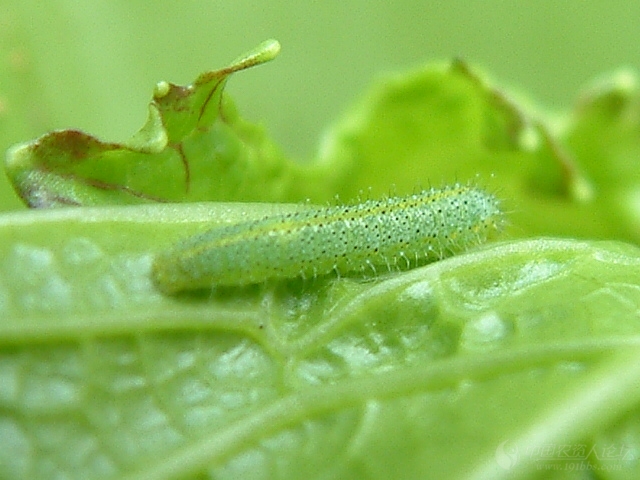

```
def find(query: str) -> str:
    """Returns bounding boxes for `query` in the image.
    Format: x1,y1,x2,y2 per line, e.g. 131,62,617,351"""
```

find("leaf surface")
3,40,640,479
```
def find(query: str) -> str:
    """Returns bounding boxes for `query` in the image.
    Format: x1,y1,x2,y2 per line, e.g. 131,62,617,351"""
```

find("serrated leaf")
3,40,318,208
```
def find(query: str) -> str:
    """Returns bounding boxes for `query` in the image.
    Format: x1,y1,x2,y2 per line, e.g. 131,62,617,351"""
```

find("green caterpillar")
152,184,504,294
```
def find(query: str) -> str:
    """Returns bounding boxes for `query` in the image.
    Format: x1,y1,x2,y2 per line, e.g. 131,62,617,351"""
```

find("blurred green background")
2,0,639,211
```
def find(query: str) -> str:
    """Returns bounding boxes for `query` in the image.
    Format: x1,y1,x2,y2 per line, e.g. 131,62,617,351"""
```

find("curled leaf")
4,40,296,207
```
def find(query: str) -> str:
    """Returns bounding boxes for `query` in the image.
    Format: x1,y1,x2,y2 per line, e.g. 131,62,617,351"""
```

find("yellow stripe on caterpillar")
152,184,504,294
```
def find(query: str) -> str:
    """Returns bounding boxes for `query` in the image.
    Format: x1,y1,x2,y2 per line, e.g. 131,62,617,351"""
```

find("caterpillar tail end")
150,254,185,296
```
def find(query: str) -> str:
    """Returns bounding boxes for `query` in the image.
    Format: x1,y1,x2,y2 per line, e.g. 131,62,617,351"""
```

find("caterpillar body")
152,184,503,294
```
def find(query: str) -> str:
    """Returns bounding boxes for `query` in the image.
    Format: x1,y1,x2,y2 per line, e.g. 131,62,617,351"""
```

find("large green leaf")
1,203,640,478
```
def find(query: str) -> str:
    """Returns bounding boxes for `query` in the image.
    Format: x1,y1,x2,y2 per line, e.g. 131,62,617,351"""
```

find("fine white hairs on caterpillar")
152,184,504,294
